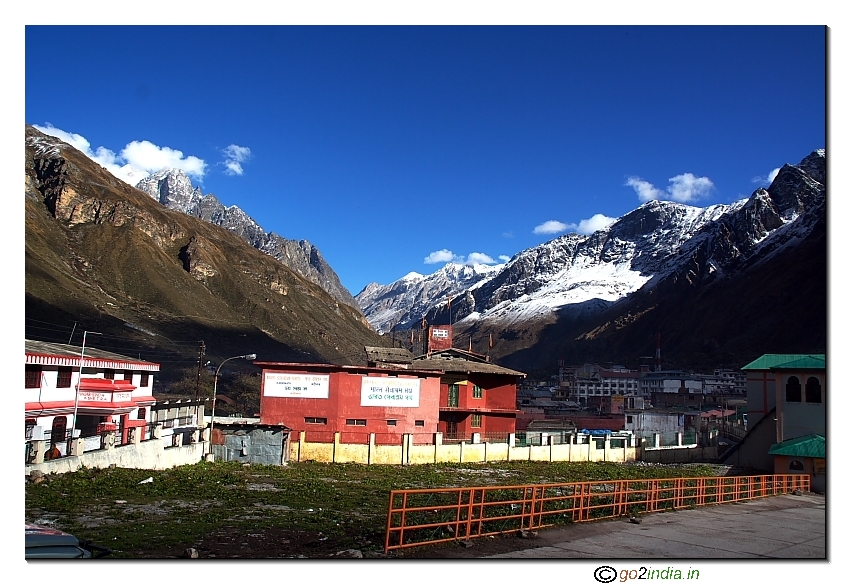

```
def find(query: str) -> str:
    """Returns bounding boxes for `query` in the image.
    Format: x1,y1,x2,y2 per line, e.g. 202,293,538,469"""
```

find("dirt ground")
119,524,574,559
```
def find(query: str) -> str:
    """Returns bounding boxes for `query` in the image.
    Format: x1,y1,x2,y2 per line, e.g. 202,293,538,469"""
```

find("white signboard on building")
264,373,330,398
361,377,420,407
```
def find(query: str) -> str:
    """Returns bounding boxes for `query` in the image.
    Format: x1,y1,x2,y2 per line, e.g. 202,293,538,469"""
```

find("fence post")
368,433,375,465
435,432,443,446
31,440,46,464
604,434,611,461
654,433,661,448
472,432,481,444
333,432,340,463
298,431,305,462
676,432,683,446
68,437,83,457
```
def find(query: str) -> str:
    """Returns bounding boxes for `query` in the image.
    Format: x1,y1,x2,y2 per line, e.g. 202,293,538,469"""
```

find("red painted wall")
258,363,442,439
437,373,519,435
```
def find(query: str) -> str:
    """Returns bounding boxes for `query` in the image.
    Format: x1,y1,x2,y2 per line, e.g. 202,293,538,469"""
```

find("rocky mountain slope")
358,150,826,373
25,125,388,381
135,169,359,310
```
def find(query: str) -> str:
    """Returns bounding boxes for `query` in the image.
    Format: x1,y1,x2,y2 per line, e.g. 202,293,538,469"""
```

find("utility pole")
194,341,206,425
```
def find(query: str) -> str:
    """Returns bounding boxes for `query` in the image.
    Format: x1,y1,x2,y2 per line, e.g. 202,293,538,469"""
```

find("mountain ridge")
357,149,826,373
135,168,359,311
25,124,388,381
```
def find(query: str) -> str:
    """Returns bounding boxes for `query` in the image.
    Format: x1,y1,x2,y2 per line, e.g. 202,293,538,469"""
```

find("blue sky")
24,24,826,296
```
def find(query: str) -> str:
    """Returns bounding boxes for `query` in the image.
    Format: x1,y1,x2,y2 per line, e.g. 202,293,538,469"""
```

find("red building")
409,348,525,440
256,362,443,445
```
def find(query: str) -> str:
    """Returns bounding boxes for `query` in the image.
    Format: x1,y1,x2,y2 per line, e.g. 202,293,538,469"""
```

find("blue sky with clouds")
24,24,825,295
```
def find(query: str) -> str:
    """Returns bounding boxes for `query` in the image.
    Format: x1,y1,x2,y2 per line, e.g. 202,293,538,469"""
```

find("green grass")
25,460,720,557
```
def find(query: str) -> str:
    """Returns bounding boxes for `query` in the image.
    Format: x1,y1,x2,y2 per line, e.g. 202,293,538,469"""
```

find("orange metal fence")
385,474,810,552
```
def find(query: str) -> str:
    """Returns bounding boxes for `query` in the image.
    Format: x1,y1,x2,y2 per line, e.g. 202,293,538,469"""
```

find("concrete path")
486,492,825,559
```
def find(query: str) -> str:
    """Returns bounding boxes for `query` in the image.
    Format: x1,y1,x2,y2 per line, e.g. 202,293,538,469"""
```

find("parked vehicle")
25,523,111,559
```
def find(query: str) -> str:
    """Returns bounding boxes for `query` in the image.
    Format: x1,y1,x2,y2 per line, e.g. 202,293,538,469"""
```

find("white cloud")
498,255,511,263
533,220,569,235
121,140,206,179
222,144,251,176
667,173,714,202
627,173,714,203
424,249,457,264
575,214,616,235
626,176,665,202
465,252,496,266
752,167,781,187
33,123,207,185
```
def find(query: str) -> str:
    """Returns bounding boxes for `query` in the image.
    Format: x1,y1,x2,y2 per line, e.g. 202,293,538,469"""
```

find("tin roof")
768,434,825,458
25,339,160,371
742,354,825,371
364,346,415,364
411,349,526,377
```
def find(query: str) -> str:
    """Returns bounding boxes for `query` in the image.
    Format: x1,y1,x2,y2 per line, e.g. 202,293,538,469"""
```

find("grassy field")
25,460,723,558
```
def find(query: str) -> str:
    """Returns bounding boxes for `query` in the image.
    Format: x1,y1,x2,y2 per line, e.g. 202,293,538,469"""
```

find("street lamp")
71,331,102,442
207,353,256,459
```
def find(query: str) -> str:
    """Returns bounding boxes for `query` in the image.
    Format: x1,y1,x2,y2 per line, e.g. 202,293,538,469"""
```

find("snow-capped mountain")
357,150,826,342
135,169,359,310
356,263,504,333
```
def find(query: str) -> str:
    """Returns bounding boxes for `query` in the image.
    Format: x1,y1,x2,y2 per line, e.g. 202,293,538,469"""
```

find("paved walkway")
486,492,825,559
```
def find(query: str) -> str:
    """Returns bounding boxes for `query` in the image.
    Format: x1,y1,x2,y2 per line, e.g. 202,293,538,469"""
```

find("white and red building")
25,340,158,451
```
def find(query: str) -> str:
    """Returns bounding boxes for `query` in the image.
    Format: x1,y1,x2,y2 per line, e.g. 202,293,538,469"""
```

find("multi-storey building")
25,339,158,451
561,364,640,408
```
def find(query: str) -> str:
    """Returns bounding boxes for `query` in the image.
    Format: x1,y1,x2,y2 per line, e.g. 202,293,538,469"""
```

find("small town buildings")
639,369,706,409
256,361,443,444
558,363,640,408
25,340,158,453
624,408,701,443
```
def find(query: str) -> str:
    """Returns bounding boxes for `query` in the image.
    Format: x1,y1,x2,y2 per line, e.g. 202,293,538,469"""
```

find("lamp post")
71,331,102,441
207,353,256,459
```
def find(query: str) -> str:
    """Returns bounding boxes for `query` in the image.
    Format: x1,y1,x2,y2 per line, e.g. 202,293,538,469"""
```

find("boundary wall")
290,431,640,464
25,425,207,476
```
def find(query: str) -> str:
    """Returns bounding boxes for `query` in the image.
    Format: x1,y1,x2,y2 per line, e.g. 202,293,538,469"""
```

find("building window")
104,369,115,380
137,408,146,421
470,414,482,428
472,385,482,399
25,365,41,389
626,415,633,424
139,373,150,388
789,460,805,471
805,377,822,403
305,417,327,425
386,419,397,426
414,420,425,427
345,419,366,426
786,376,802,402
57,367,72,388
